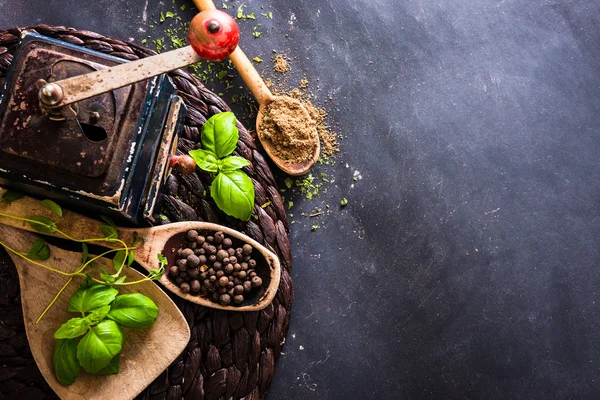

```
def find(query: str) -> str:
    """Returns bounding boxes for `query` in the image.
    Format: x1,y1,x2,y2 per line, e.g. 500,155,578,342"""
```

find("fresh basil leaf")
100,268,115,284
53,339,80,386
100,224,118,241
188,149,219,172
41,199,63,217
211,170,255,221
81,243,89,264
86,305,111,325
68,284,118,314
54,317,90,339
80,274,93,289
1,189,24,204
218,156,250,172
108,293,159,329
114,276,127,285
126,251,135,267
77,320,125,374
157,253,168,267
201,112,239,159
148,267,165,280
131,231,139,246
29,216,57,233
97,354,120,375
113,250,126,272
26,238,50,261
100,216,116,227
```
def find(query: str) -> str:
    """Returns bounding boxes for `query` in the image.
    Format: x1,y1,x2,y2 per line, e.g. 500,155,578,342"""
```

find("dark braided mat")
0,25,293,400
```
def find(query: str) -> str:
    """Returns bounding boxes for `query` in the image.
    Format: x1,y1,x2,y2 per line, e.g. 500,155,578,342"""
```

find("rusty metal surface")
0,35,148,194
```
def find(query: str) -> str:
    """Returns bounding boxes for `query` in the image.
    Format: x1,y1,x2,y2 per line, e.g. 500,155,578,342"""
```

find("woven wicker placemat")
0,25,293,400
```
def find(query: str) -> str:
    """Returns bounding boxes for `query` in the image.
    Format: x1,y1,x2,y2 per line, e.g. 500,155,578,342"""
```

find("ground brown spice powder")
260,96,318,163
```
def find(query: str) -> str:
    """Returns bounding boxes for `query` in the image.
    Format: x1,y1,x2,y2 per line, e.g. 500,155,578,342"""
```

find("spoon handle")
192,0,274,106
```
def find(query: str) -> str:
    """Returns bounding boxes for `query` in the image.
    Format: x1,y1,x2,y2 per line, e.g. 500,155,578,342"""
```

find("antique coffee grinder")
0,10,239,224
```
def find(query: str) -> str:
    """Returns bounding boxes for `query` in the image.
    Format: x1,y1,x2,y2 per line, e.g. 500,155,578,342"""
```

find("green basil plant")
188,112,255,221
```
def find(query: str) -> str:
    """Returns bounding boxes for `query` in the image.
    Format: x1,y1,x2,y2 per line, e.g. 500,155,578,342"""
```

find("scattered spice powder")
259,96,318,163
273,54,289,73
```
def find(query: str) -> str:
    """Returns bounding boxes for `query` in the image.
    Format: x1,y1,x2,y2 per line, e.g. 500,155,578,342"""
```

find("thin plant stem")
35,277,73,324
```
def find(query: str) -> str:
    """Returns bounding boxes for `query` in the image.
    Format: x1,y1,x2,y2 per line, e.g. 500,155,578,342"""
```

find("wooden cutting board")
0,224,190,400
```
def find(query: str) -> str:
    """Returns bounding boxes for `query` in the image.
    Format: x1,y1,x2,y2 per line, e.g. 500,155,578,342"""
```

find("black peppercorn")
233,295,244,304
224,264,234,274
179,271,188,279
200,272,208,280
248,259,257,268
188,242,197,250
207,268,215,276
251,276,262,287
218,276,229,287
238,271,247,280
227,281,234,288
223,238,233,249
216,270,225,278
218,286,227,294
209,275,217,283
177,249,184,258
176,259,188,271
214,231,224,244
190,280,201,293
212,292,220,302
234,285,244,295
197,236,206,245
227,248,236,257
187,255,200,268
206,236,214,243
188,268,199,279
209,255,217,263
242,244,253,256
223,257,231,265
234,263,242,272
209,245,217,255
186,230,199,242
169,266,179,277
243,281,252,292
197,248,206,256
249,271,257,279
216,249,228,262
181,248,194,259
180,282,190,293
198,255,207,265
240,262,248,271
219,294,231,305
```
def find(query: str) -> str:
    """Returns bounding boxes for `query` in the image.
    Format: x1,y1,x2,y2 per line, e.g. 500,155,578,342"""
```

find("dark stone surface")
2,0,600,399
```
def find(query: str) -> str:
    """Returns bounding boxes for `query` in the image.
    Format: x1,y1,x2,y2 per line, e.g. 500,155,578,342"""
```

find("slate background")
2,0,600,398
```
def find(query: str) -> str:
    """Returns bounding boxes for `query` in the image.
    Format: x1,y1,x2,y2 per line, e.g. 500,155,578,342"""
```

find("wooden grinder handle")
192,0,274,106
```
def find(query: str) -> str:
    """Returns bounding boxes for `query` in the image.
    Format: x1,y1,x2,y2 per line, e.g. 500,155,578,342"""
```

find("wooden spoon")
0,224,190,400
0,188,281,312
193,0,320,176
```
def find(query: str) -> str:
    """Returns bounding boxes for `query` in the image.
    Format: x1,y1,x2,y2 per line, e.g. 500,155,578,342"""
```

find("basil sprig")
189,112,255,221
53,284,159,384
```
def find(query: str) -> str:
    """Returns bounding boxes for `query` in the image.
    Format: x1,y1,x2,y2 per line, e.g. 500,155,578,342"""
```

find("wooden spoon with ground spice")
193,0,320,176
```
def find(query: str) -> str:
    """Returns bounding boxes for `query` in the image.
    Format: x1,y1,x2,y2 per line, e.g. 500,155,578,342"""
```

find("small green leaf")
188,149,219,172
340,198,348,206
219,156,250,172
100,268,116,284
26,238,50,261
80,274,93,289
41,199,63,217
68,284,118,314
284,178,293,189
114,276,127,285
77,320,125,374
211,170,255,221
54,339,80,386
165,11,175,18
148,267,165,280
126,251,135,267
97,354,120,375
100,216,116,227
201,112,239,159
108,293,159,329
86,305,111,325
54,317,90,339
113,251,126,272
131,232,139,246
1,190,24,203
157,253,168,267
100,225,118,241
29,216,57,233
81,243,89,264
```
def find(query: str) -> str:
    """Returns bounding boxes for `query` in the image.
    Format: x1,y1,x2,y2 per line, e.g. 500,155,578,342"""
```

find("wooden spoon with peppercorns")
0,188,281,312
191,0,320,176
